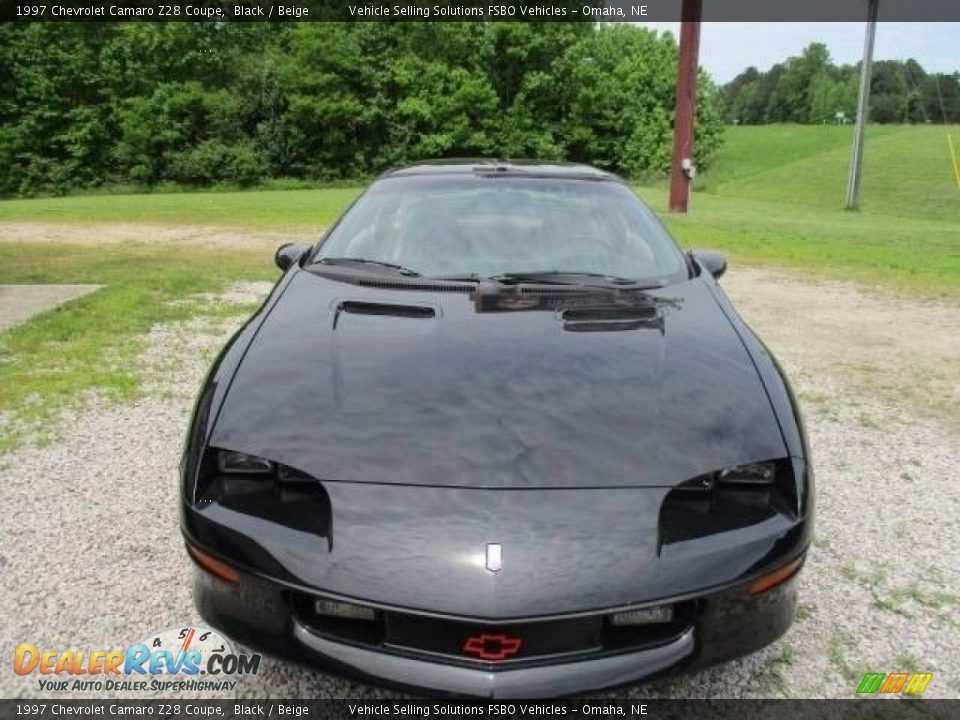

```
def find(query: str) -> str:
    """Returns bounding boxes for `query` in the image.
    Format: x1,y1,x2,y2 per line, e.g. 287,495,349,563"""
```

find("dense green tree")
720,43,957,126
765,43,832,123
0,21,724,196
922,73,960,124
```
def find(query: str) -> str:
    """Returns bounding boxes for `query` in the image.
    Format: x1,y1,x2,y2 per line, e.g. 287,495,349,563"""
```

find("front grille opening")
384,613,602,663
292,595,385,646
603,600,699,651
290,590,698,666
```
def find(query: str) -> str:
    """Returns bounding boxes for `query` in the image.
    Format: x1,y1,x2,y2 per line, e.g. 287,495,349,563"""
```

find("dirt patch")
0,284,102,331
0,222,319,251
723,268,960,433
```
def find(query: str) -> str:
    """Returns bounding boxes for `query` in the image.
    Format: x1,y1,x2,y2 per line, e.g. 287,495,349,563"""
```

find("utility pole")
668,0,703,213
845,0,880,210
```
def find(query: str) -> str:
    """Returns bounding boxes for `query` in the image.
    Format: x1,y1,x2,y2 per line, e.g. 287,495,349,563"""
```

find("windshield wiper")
317,257,421,277
489,271,655,287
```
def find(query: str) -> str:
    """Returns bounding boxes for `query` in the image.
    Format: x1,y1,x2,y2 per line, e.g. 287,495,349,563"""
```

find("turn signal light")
748,555,804,596
187,544,240,585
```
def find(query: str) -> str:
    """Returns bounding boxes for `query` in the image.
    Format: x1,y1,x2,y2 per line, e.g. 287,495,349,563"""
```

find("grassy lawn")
0,124,955,294
0,187,361,228
698,124,960,222
0,243,276,451
646,124,960,297
0,124,958,449
642,186,960,298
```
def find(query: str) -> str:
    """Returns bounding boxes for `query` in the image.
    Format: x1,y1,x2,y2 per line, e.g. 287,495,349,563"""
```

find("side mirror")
275,243,311,271
690,250,728,280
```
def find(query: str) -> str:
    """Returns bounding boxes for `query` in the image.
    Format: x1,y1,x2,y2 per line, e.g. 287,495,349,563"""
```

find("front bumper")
293,621,695,698
191,561,799,697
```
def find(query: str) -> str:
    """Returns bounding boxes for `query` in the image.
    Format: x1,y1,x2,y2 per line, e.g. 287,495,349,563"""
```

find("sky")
639,22,960,83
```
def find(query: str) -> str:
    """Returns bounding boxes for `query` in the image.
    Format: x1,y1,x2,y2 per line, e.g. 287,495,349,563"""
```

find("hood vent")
338,301,436,319
561,305,664,333
333,300,437,329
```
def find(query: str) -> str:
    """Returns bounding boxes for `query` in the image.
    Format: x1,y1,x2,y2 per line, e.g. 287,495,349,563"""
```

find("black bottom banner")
1,700,957,720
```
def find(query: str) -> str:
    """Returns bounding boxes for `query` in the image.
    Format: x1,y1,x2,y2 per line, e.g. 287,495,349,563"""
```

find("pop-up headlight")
217,450,274,475
718,461,776,485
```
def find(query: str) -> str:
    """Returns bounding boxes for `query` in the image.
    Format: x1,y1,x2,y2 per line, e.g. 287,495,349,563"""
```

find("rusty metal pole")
668,0,703,213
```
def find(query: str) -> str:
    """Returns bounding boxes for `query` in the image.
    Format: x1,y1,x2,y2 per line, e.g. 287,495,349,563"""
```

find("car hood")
210,271,786,489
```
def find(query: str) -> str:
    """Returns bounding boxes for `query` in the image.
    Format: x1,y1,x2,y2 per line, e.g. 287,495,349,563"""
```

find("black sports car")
180,160,813,697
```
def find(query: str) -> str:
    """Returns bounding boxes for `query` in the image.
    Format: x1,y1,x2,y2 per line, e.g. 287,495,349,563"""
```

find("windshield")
314,175,689,285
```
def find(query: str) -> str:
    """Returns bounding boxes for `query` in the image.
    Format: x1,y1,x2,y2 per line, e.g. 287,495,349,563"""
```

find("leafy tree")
721,44,955,126
766,43,832,123
923,73,960,124
0,21,724,196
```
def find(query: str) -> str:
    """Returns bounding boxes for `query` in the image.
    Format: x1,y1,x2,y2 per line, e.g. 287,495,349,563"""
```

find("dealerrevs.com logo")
14,625,261,692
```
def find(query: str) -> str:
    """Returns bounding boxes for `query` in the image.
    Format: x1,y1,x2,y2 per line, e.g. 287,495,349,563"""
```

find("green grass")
0,243,276,451
640,124,960,297
4,125,955,296
642,185,960,297
0,187,361,228
637,125,960,297
698,124,960,221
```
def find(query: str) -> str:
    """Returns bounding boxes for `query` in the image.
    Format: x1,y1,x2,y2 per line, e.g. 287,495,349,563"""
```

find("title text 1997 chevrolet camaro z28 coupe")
180,160,813,697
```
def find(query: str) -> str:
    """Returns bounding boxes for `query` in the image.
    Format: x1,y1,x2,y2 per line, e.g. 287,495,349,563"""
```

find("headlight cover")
718,461,776,485
659,458,799,546
217,450,274,475
195,448,332,539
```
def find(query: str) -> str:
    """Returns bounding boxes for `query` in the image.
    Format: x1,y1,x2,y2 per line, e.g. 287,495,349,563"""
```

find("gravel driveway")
1,268,957,699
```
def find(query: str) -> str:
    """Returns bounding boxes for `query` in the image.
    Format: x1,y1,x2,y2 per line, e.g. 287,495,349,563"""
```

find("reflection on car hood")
210,272,787,489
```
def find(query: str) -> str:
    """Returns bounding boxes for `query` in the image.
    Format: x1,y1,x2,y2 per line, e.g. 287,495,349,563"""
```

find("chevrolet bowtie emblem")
485,543,502,573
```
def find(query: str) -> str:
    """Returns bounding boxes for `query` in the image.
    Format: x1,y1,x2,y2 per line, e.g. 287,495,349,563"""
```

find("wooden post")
668,0,703,214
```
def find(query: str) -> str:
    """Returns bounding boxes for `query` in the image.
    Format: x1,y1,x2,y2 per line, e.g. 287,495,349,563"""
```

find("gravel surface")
1,270,957,699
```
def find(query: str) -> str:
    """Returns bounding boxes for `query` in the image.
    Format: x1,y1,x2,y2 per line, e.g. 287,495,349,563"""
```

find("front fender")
180,267,301,504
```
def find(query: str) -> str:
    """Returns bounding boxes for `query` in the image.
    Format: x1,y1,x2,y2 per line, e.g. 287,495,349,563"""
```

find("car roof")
379,159,624,183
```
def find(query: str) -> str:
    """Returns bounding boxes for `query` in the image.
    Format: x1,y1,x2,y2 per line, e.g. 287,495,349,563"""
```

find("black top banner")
4,0,960,23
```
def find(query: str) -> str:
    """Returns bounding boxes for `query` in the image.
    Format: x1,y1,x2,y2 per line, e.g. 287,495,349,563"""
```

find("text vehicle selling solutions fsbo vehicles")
180,160,814,697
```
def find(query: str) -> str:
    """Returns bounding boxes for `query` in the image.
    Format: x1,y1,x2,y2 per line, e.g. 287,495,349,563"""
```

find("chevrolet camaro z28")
180,160,813,697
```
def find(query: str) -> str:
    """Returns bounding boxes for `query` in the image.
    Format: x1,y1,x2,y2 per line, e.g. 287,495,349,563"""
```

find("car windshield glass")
313,175,688,285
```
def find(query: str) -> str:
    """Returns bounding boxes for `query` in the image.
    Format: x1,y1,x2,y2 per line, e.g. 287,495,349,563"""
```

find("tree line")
721,43,960,125
0,22,723,198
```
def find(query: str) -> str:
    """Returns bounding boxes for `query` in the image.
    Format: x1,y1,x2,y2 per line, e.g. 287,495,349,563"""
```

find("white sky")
639,22,960,82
